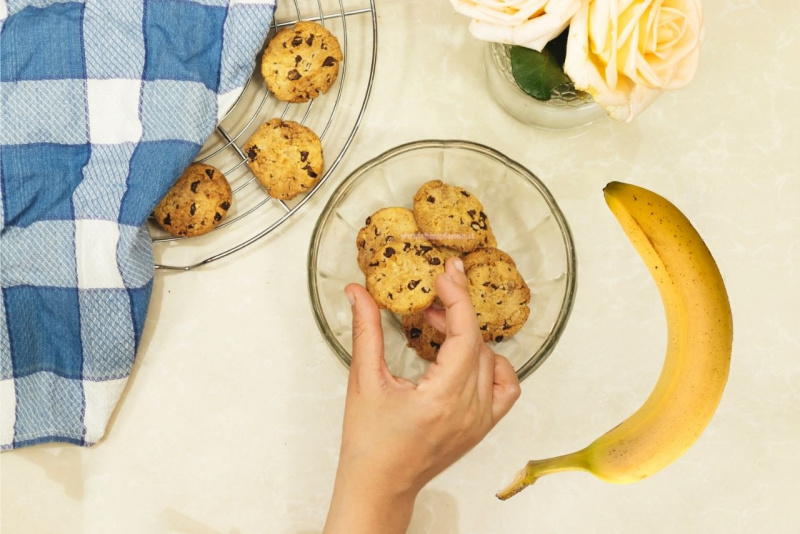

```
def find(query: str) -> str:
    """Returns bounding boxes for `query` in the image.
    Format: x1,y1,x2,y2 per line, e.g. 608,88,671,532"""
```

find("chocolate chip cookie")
356,207,422,274
402,312,446,362
244,118,323,200
462,247,517,272
463,247,531,343
261,21,343,103
365,241,444,314
412,180,496,253
154,163,232,237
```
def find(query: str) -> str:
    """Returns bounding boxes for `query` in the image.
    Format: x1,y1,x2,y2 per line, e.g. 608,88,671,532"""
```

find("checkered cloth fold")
0,0,276,450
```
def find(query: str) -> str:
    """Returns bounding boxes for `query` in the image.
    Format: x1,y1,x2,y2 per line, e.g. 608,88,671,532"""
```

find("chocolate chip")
162,214,171,226
420,245,433,254
205,168,214,179
302,163,318,178
409,328,422,339
214,212,222,222
491,283,499,290
295,55,302,65
482,281,491,287
291,35,303,46
421,287,431,294
460,190,471,197
470,222,481,231
426,195,435,203
246,146,258,162
321,43,328,50
383,247,395,258
365,216,372,225
428,257,441,265
306,34,314,46
430,341,441,350
502,321,511,330
368,261,379,267
190,203,196,215
322,56,336,67
190,180,201,193
467,209,476,219
479,211,487,220
300,151,309,162
388,292,393,300
403,242,411,251
287,69,301,81
480,324,488,331
407,280,420,290
494,335,504,342
220,201,230,211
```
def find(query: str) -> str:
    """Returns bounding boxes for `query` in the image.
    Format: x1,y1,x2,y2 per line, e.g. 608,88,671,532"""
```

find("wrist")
324,458,419,534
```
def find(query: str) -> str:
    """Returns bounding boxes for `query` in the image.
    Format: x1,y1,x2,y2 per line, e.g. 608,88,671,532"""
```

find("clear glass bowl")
308,140,577,383
484,42,606,130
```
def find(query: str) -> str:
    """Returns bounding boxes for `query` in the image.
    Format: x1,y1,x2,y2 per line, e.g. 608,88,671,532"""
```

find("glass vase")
484,42,605,130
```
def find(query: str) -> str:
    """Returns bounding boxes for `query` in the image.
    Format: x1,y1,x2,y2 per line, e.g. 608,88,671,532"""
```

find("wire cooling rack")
150,0,377,270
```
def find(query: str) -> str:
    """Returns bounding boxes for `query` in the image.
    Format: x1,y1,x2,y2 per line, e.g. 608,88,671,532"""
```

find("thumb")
345,284,389,384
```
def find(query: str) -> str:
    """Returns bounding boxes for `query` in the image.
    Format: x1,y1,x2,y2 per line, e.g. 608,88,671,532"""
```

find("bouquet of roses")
451,0,704,122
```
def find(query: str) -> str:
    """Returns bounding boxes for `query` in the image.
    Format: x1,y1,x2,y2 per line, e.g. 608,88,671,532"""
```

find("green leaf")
510,45,570,102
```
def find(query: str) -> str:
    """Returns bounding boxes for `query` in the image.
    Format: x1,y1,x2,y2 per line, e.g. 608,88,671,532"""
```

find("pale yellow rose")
450,0,584,51
565,0,704,121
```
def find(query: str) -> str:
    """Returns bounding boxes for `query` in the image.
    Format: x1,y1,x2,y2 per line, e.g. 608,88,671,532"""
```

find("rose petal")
466,1,580,50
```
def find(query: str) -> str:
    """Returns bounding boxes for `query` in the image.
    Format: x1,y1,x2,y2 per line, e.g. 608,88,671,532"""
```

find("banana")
497,181,733,500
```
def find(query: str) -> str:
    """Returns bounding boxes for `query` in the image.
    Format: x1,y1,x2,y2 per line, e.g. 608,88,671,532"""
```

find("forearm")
323,463,418,534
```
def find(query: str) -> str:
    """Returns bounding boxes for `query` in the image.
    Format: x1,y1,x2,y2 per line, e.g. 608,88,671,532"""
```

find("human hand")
323,257,521,534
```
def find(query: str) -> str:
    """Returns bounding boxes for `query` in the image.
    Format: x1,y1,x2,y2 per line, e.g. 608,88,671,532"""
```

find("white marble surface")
2,0,800,532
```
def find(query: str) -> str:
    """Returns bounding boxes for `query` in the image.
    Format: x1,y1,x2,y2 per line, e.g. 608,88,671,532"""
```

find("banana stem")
496,451,588,500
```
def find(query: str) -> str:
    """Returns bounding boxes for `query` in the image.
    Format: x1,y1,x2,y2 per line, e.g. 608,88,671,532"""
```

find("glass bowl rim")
307,139,577,382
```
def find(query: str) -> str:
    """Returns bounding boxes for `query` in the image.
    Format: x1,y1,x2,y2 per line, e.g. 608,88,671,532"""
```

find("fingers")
490,354,521,425
434,258,480,342
418,258,483,389
423,307,446,334
345,284,390,387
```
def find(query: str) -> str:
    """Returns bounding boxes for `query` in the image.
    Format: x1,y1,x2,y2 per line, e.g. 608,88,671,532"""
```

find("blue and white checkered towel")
0,0,276,450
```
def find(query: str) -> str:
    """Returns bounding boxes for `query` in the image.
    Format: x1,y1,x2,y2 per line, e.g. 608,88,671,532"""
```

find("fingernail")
454,258,464,273
344,289,356,306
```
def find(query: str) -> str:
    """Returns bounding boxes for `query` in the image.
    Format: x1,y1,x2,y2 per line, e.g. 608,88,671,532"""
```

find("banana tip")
495,482,532,501
495,469,536,500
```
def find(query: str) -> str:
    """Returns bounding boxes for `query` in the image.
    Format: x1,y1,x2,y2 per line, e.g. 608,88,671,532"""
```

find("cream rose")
564,0,704,121
451,0,584,51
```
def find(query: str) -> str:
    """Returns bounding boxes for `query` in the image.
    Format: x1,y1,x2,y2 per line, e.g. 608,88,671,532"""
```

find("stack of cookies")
356,180,531,362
